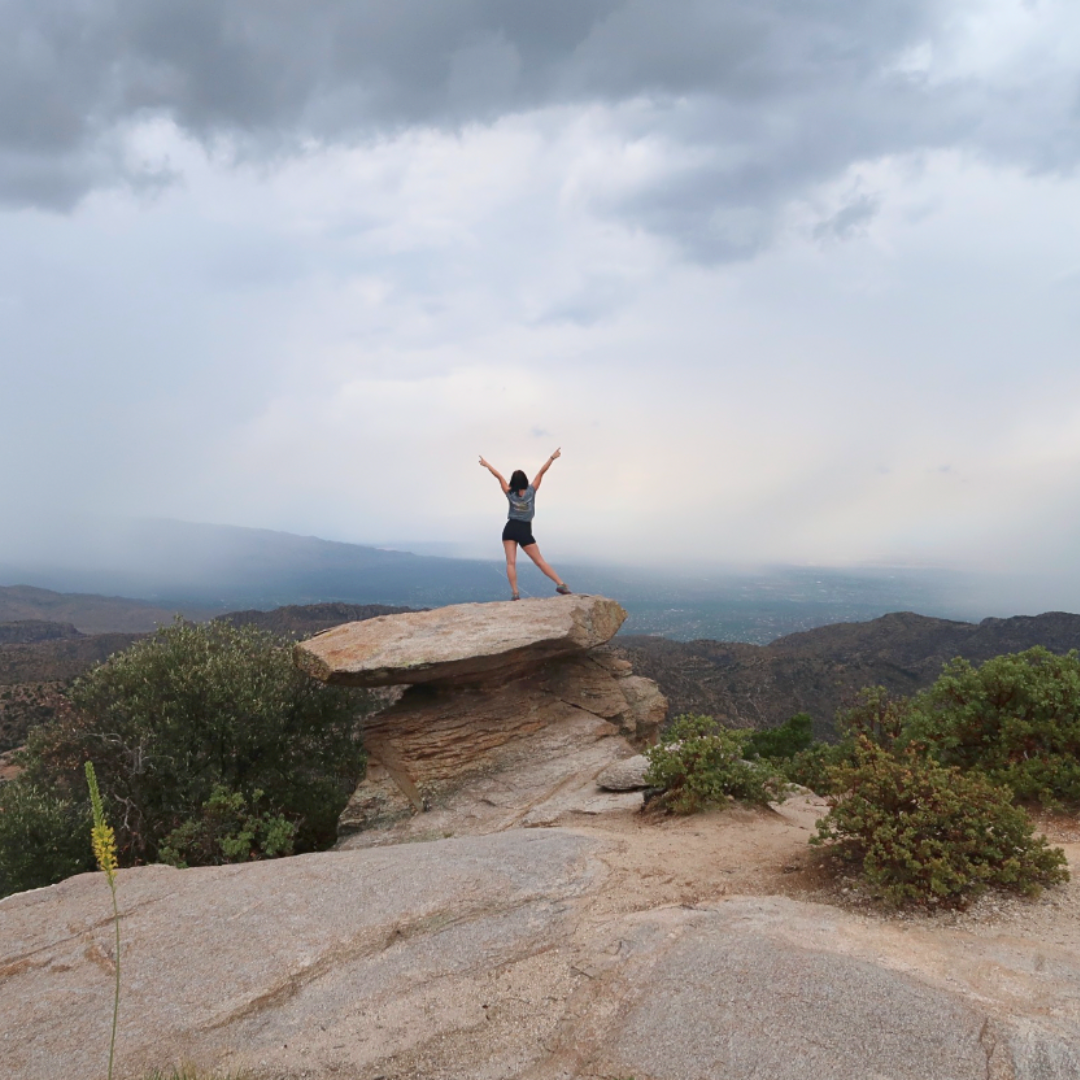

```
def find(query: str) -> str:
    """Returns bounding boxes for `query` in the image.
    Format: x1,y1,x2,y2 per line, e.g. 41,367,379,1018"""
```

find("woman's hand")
479,455,490,468
549,448,561,461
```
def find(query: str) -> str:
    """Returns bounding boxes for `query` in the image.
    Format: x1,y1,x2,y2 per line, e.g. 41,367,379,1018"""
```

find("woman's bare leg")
503,540,520,596
522,543,565,588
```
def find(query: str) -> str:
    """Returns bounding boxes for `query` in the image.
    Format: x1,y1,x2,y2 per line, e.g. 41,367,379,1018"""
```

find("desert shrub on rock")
158,785,297,868
644,713,784,814
812,736,1069,907
905,647,1080,808
0,620,372,894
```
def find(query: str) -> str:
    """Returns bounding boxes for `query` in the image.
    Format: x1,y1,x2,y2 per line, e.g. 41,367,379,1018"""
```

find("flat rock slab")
4,835,1079,1080
589,899,1080,1080
597,753,650,790
294,594,627,687
0,830,600,1080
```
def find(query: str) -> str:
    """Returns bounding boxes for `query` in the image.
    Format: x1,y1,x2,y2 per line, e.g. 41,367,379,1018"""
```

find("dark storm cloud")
1,1,1073,254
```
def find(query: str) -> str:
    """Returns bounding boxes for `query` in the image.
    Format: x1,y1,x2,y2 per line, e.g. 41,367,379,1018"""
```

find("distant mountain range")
0,519,513,611
617,609,1080,738
215,602,423,638
0,517,1039,642
0,584,214,634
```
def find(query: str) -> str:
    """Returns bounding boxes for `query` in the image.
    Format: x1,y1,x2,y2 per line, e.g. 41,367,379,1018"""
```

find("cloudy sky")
2,0,1079,580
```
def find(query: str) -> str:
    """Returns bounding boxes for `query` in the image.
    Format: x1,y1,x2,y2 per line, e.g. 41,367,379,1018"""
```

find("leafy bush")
1,620,372,893
767,688,909,796
812,736,1069,907
836,685,912,748
745,713,814,760
777,740,855,795
159,786,297,868
0,777,94,895
644,714,785,814
905,647,1080,807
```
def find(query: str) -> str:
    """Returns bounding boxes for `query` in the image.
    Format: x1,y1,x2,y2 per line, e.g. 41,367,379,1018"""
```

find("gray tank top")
506,484,536,522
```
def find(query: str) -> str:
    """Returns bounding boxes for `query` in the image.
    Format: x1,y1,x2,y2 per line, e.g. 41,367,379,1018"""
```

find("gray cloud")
5,0,1076,256
814,192,881,241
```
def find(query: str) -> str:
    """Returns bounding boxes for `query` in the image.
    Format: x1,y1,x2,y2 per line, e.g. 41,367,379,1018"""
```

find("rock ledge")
294,594,627,686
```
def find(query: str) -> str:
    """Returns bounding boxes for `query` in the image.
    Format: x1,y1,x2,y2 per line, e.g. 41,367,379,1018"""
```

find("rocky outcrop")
294,596,664,841
597,753,651,791
295,594,628,686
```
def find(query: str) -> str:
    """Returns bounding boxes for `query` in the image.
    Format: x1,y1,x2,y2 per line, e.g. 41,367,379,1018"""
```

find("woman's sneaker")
556,584,572,595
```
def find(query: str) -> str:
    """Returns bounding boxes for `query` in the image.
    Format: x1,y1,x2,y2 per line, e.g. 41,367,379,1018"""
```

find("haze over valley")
1,516,1072,644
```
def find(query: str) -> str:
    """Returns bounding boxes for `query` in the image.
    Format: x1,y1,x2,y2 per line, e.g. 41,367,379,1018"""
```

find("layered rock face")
294,595,666,841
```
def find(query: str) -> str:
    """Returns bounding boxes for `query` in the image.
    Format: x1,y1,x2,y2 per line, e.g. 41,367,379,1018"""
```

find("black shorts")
502,519,536,547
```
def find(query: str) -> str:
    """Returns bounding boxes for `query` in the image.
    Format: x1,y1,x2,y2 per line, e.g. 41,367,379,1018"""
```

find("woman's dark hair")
509,469,529,492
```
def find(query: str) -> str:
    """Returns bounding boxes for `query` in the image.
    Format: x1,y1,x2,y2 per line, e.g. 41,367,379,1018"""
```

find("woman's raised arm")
479,455,510,494
532,447,561,490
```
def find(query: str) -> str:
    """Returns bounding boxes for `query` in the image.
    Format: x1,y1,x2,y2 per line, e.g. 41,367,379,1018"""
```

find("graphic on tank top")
506,484,536,522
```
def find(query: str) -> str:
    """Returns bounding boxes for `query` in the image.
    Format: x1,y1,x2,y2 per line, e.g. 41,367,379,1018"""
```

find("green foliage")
2,620,371,892
777,740,855,795
159,785,297,868
745,713,814,760
905,647,1080,807
812,736,1069,907
644,714,785,814
836,685,912,748
0,776,94,895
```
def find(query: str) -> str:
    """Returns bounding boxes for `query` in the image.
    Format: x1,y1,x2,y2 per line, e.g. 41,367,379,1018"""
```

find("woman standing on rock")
479,449,571,601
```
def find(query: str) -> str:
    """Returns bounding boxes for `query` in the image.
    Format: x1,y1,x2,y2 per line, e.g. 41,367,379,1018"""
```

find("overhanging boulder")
294,594,627,687
292,596,664,840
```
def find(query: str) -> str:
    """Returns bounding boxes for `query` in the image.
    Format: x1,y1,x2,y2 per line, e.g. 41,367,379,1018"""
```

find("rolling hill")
616,609,1080,737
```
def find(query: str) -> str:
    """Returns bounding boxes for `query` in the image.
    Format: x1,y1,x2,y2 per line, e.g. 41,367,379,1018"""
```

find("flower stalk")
86,761,120,1080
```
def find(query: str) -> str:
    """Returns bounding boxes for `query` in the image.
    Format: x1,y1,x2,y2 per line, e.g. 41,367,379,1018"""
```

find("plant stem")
108,878,120,1080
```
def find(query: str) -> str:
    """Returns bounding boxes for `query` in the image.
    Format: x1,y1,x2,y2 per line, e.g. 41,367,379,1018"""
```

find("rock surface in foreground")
294,594,627,686
3,828,1077,1080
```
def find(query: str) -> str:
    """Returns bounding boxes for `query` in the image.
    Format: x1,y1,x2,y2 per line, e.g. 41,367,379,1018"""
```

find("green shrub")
745,713,814,760
812,736,1069,907
1,620,372,892
836,685,912,748
159,785,297,868
0,776,94,895
777,740,855,795
905,647,1080,807
644,714,785,814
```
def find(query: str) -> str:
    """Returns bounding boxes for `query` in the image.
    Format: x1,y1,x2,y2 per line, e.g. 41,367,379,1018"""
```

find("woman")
479,448,571,601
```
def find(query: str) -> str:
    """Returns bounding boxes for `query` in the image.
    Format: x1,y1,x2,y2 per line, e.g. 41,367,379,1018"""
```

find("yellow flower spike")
92,822,118,884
